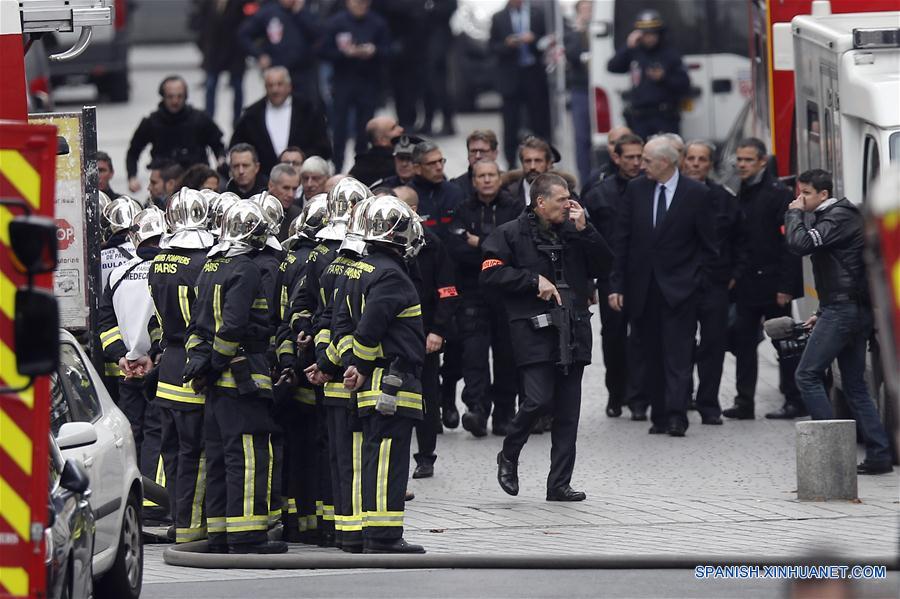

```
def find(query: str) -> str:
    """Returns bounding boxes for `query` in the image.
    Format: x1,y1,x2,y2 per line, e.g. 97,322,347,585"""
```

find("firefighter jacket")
286,239,340,338
252,245,285,354
273,238,319,372
185,253,273,398
100,230,136,292
480,209,612,368
147,247,207,409
98,249,161,375
331,247,426,420
409,228,458,339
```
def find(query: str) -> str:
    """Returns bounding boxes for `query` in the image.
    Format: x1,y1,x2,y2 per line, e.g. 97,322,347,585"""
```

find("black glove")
183,359,208,384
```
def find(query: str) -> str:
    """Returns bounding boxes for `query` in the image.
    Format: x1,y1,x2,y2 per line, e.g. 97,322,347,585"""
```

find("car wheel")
94,492,142,599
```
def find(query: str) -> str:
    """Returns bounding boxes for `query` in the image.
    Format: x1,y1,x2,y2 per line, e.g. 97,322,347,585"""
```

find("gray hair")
686,139,717,158
270,163,299,183
299,156,333,177
651,132,685,157
644,137,681,166
264,66,291,84
412,140,440,164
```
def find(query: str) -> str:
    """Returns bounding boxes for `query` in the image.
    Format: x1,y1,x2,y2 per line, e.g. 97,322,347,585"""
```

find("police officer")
396,186,458,478
446,160,521,437
378,135,424,189
183,202,287,554
723,138,805,420
582,133,645,419
335,196,427,554
273,195,329,542
607,10,690,139
98,207,174,506
148,188,215,544
482,173,612,501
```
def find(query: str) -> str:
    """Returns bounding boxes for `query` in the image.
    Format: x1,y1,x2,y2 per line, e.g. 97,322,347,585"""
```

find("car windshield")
890,132,900,163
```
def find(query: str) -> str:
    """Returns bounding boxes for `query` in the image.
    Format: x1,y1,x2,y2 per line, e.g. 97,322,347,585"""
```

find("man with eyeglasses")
450,130,501,199
410,140,464,241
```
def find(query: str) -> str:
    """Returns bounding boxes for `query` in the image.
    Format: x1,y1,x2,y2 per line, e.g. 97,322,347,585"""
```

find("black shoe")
405,489,415,501
605,400,622,418
283,527,304,543
857,461,893,475
688,400,699,411
492,419,510,436
462,410,488,437
295,530,320,545
442,404,459,429
631,410,648,421
542,415,553,432
318,531,336,547
229,540,288,554
667,421,687,437
546,485,587,502
530,418,544,434
497,451,519,496
723,405,755,420
701,416,723,425
342,542,363,554
412,463,434,479
765,404,808,419
166,524,176,542
648,425,666,434
364,538,426,554
206,542,229,554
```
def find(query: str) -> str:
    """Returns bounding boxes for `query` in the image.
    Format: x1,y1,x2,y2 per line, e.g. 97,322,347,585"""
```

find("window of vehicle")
863,135,880,203
57,343,102,424
890,132,900,164
49,373,72,437
806,101,821,170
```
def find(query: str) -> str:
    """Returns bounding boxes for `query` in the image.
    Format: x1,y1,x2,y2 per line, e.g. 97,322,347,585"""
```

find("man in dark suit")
230,66,332,176
489,0,551,169
609,137,716,437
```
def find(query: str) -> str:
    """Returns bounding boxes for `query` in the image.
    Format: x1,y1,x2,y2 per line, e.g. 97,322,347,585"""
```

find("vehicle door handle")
115,436,124,448
712,79,732,94
83,456,94,468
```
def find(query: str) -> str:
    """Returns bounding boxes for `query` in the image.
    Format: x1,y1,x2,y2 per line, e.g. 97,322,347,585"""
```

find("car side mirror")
9,216,58,275
14,288,59,377
57,422,97,451
59,459,90,495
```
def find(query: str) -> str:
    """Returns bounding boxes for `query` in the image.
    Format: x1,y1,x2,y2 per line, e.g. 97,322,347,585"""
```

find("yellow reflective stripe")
207,516,227,533
225,516,268,532
352,337,383,360
324,382,352,399
340,516,363,531
178,285,191,326
365,511,404,526
0,409,32,476
315,329,331,346
149,326,162,343
252,298,268,310
100,326,122,349
337,335,353,356
315,501,324,517
189,453,206,534
242,434,254,519
266,439,274,527
325,342,341,366
212,335,239,356
104,362,121,377
175,527,207,543
352,431,363,529
156,381,205,404
276,339,294,358
322,504,335,521
397,304,422,318
0,475,30,540
357,368,384,402
280,286,289,320
215,371,273,390
0,567,28,596
185,333,203,350
377,438,391,514
0,149,40,208
319,287,326,305
286,498,298,515
293,387,316,405
213,284,223,333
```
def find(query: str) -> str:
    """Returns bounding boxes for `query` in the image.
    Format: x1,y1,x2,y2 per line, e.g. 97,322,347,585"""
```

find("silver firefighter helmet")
318,176,373,240
130,206,167,248
284,193,328,250
250,191,285,236
340,196,375,255
363,195,423,258
208,191,241,237
166,187,210,233
220,201,269,250
103,196,142,236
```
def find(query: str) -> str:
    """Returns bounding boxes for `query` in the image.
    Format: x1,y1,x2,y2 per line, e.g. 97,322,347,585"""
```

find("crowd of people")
90,0,894,560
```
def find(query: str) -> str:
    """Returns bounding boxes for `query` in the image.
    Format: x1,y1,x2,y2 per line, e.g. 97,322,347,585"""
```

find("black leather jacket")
784,198,866,306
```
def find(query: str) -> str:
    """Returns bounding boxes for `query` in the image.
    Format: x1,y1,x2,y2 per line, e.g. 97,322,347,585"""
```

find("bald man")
348,116,404,185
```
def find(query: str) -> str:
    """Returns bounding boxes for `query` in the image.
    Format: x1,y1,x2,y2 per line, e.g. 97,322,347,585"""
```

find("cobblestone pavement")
145,318,899,584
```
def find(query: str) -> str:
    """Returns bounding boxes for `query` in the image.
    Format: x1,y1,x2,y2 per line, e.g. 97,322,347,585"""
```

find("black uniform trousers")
158,406,206,543
414,351,441,464
204,387,272,547
361,413,414,542
500,64,551,168
281,399,318,536
314,389,335,536
688,283,730,419
268,406,284,528
597,290,628,408
635,278,698,430
325,404,364,548
625,324,649,413
331,77,378,172
502,363,585,491
733,301,802,410
439,339,463,410
459,298,518,422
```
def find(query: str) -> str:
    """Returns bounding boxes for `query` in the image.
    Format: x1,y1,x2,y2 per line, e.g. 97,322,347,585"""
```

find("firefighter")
335,195,427,554
283,176,372,546
148,188,215,544
207,192,241,241
98,207,175,513
273,194,329,542
183,201,287,554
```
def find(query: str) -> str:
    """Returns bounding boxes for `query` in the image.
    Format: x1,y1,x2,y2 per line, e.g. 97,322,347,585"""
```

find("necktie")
655,184,667,228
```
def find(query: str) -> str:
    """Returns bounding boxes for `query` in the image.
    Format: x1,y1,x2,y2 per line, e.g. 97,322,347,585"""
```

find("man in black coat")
483,173,611,501
445,160,522,437
225,144,268,198
723,138,805,420
608,137,716,437
126,75,225,193
409,140,464,240
348,116,404,185
230,67,332,176
682,140,743,425
196,0,252,127
582,132,644,419
449,129,500,200
489,0,551,168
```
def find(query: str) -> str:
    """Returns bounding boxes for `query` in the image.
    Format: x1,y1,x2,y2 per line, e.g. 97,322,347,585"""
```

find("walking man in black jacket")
484,173,612,501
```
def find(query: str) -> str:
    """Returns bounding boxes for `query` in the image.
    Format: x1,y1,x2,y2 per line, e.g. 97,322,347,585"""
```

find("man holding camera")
784,169,893,475
482,173,612,501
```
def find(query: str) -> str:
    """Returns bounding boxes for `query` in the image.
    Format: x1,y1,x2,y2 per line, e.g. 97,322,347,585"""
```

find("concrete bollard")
796,419,858,501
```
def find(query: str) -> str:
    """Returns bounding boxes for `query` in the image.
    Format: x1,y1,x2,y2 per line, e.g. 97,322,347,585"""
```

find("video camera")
763,316,810,361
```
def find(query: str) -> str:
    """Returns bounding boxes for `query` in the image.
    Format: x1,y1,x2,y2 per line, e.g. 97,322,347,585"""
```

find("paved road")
67,44,899,598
